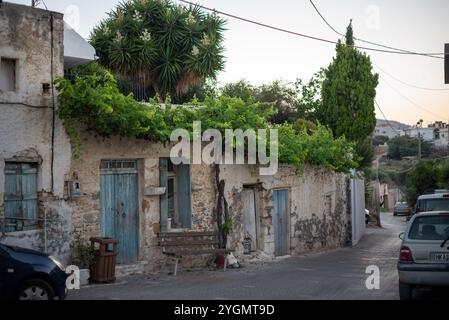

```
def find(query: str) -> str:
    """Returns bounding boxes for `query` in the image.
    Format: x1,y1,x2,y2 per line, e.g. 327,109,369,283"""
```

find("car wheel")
399,282,414,300
17,279,55,300
393,212,397,216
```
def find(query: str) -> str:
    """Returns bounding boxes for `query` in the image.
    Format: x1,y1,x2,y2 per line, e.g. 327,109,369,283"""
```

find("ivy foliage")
55,65,356,173
90,0,225,99
277,123,357,173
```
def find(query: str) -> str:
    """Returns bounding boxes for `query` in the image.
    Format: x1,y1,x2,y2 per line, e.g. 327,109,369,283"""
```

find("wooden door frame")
100,159,140,264
242,185,262,251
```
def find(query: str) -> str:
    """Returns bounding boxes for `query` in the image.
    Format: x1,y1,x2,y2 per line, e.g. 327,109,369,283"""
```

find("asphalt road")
68,213,448,300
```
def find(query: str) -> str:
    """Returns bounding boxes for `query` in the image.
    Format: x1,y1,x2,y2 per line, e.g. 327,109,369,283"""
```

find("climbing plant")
55,67,356,173
90,0,226,100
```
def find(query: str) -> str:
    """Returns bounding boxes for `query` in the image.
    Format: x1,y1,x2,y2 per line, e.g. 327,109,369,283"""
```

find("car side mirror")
399,232,405,240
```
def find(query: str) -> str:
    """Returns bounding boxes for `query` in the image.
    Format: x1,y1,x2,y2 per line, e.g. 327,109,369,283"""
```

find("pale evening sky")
9,0,449,125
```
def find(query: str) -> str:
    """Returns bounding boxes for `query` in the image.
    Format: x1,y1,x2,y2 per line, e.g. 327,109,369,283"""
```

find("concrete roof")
63,22,96,68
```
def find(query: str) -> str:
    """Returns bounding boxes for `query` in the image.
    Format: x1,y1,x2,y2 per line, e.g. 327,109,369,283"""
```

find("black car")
0,243,68,300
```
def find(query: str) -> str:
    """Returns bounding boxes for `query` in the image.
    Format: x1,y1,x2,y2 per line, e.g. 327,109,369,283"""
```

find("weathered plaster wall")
0,3,72,262
69,133,218,270
70,132,351,270
219,164,352,257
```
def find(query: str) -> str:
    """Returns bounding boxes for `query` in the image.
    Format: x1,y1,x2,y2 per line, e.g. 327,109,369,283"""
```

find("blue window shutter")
177,164,192,229
159,158,168,231
21,164,38,223
4,163,37,232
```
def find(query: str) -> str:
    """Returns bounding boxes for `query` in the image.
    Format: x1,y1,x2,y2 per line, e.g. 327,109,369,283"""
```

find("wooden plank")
21,168,37,222
163,249,233,256
177,164,192,228
159,158,169,231
242,188,257,250
158,231,217,238
159,240,219,246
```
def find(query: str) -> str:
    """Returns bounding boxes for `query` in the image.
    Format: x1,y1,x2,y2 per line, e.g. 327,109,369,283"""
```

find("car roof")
411,211,449,218
417,193,449,200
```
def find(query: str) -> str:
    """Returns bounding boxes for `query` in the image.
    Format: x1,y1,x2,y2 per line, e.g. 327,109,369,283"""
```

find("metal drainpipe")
45,13,55,254
44,210,47,254
351,169,356,244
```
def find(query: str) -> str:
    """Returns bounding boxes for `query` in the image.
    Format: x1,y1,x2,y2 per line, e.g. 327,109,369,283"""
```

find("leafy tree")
256,80,298,124
221,80,299,124
405,161,440,205
355,137,374,169
319,21,379,142
221,80,257,102
294,69,324,120
292,118,317,135
90,0,225,100
387,135,431,160
372,135,389,146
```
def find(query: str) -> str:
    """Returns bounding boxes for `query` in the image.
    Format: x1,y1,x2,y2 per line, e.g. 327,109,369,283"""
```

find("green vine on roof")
55,63,357,173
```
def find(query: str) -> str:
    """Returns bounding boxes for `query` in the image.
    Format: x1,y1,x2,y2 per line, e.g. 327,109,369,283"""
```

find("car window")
418,199,449,212
409,215,449,240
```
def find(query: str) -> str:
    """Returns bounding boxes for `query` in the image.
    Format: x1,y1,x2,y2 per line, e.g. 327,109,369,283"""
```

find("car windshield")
417,198,449,212
409,215,449,240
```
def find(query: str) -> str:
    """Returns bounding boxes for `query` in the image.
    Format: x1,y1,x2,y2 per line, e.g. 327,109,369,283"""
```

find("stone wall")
219,164,352,257
68,133,352,270
68,132,218,271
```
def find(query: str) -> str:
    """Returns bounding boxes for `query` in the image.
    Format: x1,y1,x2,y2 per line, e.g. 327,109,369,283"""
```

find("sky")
9,0,449,125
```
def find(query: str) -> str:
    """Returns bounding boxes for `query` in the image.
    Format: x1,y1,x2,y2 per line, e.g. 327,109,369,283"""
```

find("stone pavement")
68,213,440,300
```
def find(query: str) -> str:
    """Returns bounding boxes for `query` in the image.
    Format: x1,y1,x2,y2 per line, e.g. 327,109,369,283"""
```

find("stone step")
115,261,148,277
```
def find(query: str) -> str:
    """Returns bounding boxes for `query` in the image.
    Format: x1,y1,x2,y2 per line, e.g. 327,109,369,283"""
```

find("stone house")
67,133,353,271
0,2,94,260
0,3,363,272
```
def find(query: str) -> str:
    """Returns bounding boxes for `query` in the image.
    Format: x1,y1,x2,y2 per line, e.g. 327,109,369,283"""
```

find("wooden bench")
157,231,233,276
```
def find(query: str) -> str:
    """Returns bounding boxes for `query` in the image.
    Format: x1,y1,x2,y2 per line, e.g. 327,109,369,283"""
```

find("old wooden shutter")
177,164,192,229
159,158,169,231
4,163,38,232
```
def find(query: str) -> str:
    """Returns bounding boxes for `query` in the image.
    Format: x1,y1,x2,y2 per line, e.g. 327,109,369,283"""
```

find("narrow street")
69,213,417,300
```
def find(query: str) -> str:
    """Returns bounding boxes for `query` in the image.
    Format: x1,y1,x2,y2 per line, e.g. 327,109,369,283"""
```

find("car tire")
399,282,414,300
16,279,55,300
393,212,397,216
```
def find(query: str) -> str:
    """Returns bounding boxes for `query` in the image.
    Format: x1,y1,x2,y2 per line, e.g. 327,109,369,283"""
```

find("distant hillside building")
402,126,434,142
373,124,401,139
430,122,449,149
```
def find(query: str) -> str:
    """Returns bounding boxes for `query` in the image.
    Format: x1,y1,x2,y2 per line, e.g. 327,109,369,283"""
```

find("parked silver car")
397,212,449,300
394,202,411,216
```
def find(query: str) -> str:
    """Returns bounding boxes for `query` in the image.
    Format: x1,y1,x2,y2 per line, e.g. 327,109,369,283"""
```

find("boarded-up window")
0,58,16,92
160,159,191,230
4,163,38,232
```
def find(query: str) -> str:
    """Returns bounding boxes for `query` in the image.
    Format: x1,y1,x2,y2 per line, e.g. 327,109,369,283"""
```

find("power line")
375,100,401,136
178,0,444,58
380,75,448,120
309,0,444,59
308,0,449,120
373,62,449,91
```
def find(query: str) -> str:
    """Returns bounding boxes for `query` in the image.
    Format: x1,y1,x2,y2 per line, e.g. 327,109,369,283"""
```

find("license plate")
431,252,449,262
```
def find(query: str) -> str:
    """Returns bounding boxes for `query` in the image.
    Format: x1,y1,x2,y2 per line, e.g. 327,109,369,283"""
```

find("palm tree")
90,0,225,101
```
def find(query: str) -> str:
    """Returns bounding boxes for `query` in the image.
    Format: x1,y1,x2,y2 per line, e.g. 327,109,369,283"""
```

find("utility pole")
445,43,449,84
417,119,423,160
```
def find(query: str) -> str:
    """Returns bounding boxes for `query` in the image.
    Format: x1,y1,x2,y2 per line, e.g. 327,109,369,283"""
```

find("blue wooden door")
100,160,139,264
4,163,38,232
273,189,288,256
